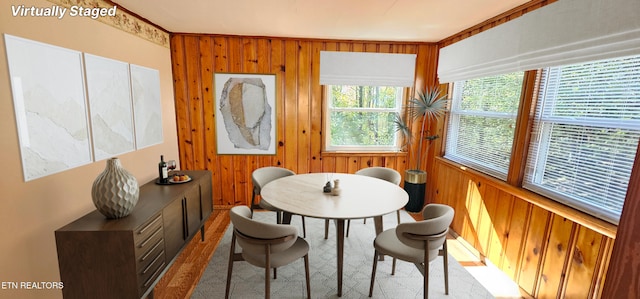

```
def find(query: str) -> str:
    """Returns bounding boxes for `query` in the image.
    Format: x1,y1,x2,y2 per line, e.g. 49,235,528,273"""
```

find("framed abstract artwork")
85,54,135,161
130,64,163,149
5,34,92,181
214,73,276,155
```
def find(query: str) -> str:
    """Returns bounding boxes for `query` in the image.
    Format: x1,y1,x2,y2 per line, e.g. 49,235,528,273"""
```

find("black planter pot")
404,169,426,212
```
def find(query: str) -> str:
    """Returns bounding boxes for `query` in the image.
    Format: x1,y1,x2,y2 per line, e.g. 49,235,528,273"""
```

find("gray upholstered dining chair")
324,166,402,239
368,203,454,299
251,166,306,237
225,206,311,299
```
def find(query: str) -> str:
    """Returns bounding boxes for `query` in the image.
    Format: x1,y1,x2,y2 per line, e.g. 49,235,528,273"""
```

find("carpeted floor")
193,210,494,299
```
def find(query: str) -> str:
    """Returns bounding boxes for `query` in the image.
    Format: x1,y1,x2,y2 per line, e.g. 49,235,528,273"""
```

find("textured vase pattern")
92,157,139,219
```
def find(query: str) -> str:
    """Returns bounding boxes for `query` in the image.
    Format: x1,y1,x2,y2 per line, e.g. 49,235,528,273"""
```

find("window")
524,55,640,224
325,85,403,151
445,72,525,179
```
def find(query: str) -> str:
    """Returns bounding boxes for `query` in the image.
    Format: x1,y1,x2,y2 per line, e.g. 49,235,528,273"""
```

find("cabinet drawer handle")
138,214,162,235
143,261,166,287
138,226,163,249
140,239,163,262
142,250,165,275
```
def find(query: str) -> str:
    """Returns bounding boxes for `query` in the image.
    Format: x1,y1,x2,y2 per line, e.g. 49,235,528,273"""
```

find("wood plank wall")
170,34,439,208
433,158,615,298
168,1,616,298
432,1,617,297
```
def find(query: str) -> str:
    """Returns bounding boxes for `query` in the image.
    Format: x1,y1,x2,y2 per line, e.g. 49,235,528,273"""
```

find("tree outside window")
325,85,403,151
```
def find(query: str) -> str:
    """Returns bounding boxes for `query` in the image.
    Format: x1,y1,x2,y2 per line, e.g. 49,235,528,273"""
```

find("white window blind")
438,0,640,83
524,55,640,224
319,51,416,87
445,72,524,179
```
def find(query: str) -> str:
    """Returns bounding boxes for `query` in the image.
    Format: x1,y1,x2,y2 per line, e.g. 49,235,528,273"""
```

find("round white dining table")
260,172,409,297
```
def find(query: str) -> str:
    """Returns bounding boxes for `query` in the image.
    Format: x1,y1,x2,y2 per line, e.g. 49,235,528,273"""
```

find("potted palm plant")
393,86,448,212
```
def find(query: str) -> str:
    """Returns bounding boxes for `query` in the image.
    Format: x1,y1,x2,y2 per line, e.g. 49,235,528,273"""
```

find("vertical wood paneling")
184,36,206,171
199,37,220,205
536,215,575,298
283,40,299,172
490,191,515,270
503,197,528,280
595,238,614,299
432,158,613,298
270,38,286,168
213,36,236,205
462,179,484,250
451,168,468,233
563,227,605,298
171,36,193,170
309,41,324,173
477,184,499,256
518,205,550,295
347,156,360,173
171,35,437,205
297,41,311,174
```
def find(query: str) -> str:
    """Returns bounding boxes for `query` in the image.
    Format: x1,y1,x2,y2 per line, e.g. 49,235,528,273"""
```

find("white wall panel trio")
4,34,163,181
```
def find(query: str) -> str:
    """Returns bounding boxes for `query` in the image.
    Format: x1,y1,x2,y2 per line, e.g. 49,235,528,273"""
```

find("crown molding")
46,0,169,48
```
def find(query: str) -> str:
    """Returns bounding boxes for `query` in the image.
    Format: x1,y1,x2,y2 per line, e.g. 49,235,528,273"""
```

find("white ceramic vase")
91,157,140,219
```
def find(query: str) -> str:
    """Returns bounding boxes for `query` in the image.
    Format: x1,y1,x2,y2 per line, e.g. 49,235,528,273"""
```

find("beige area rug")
193,210,494,299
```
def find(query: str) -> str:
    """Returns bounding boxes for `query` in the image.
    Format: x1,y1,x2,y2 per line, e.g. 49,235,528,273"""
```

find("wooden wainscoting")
432,157,616,298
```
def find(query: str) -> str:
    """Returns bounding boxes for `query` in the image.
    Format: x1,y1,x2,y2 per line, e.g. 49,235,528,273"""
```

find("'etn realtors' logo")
11,5,117,20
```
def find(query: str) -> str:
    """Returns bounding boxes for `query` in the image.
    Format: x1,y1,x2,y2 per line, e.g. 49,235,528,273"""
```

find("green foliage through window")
326,86,402,150
445,72,525,179
525,54,640,224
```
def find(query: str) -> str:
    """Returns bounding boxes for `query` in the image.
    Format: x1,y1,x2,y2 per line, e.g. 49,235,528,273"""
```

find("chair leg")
265,267,271,299
225,234,237,299
423,241,430,299
391,258,397,275
301,216,307,238
304,254,311,299
369,250,379,297
443,241,449,295
250,191,257,218
363,218,367,224
324,219,329,239
346,220,351,238
265,245,271,299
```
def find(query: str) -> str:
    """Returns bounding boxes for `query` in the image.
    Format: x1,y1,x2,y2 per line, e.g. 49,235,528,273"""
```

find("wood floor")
153,208,230,299
153,208,515,298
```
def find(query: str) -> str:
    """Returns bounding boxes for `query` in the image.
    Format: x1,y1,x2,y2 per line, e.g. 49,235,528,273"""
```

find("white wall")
0,1,178,298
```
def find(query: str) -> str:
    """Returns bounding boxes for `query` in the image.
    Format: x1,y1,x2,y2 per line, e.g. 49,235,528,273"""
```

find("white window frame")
324,85,404,151
524,55,640,224
445,72,524,180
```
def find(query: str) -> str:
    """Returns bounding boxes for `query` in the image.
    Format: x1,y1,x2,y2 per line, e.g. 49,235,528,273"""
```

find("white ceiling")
111,0,531,42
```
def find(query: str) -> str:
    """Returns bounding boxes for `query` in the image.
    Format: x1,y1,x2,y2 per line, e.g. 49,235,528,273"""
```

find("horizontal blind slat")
525,54,640,224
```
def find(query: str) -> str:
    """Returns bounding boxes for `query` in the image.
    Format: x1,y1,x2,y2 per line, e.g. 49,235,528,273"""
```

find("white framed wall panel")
130,64,163,149
85,54,135,161
4,34,92,181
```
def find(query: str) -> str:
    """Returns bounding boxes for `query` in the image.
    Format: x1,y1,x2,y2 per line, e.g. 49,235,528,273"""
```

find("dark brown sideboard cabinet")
55,170,213,299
